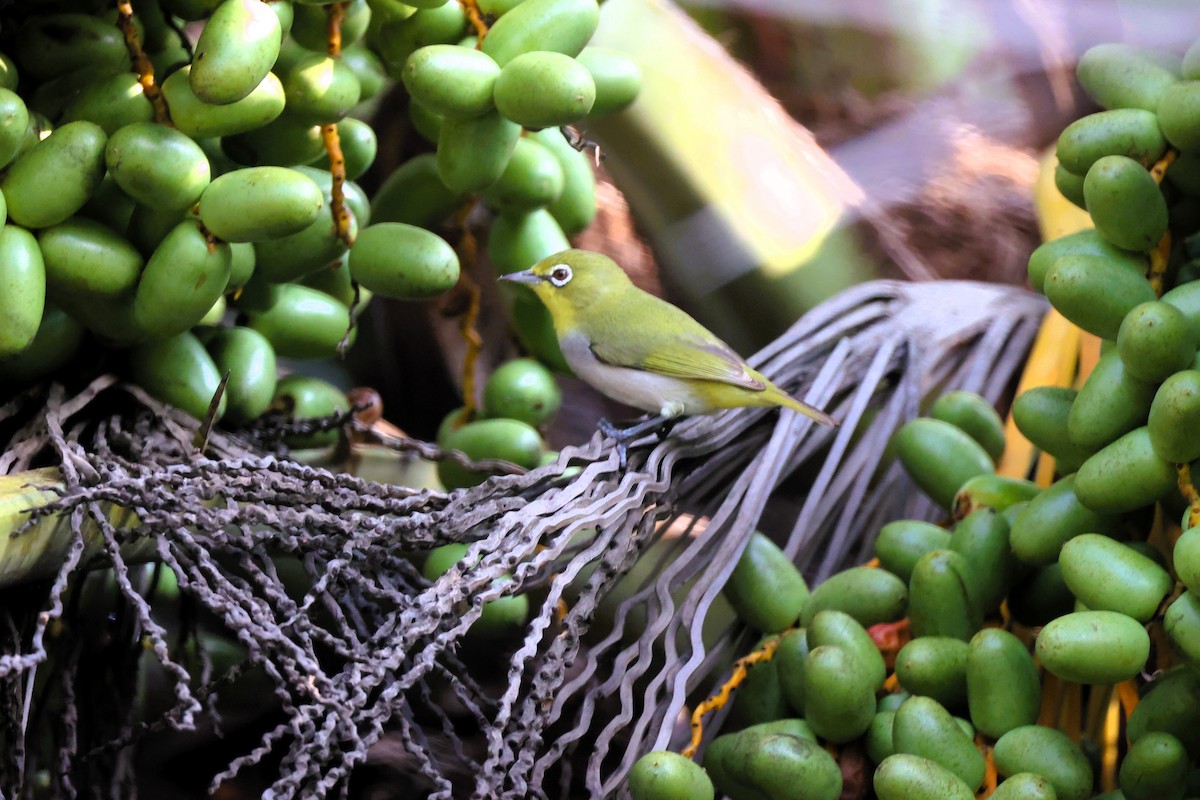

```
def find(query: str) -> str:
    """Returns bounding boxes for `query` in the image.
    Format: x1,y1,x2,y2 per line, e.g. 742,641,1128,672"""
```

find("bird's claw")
597,414,679,469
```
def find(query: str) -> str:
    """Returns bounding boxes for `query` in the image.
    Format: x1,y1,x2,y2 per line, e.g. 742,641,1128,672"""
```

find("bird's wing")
588,297,766,391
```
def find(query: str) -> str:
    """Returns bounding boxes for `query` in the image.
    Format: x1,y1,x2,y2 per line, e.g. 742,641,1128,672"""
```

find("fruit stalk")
115,0,170,125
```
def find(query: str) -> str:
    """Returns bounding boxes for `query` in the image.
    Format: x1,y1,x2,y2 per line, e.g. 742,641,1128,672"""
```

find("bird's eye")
548,265,573,286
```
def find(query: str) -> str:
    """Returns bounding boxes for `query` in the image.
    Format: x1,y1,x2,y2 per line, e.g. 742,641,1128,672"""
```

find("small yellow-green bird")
499,250,837,447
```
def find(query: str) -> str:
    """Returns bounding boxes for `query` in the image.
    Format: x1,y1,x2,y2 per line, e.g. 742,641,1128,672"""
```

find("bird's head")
499,249,631,319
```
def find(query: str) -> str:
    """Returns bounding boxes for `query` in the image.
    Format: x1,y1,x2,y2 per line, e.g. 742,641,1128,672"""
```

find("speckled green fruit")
929,391,1005,462
1068,349,1156,451
0,89,29,170
271,374,349,448
1163,591,1200,669
907,549,981,641
1009,474,1115,565
1119,731,1188,800
60,72,154,135
1175,526,1200,595
203,327,277,425
989,774,1057,800
314,118,377,180
775,628,809,715
489,208,571,273
403,45,499,117
0,226,45,358
134,221,233,338
1148,370,1200,463
199,167,324,242
1127,668,1200,752
0,306,84,383
705,731,839,800
1059,533,1171,622
895,637,968,710
348,222,460,300
949,508,1017,613
809,609,885,690
16,14,129,82
2,121,106,229
799,565,907,627
253,169,367,282
628,751,713,800
1036,610,1150,684
1117,301,1195,382
891,418,995,509
302,263,373,309
893,696,984,790
874,520,951,584
436,111,521,193
493,52,596,129
1083,155,1169,251
577,47,642,116
482,358,561,425
105,122,211,210
341,45,388,101
38,217,143,300
283,53,361,124
803,645,875,743
531,127,596,235
874,754,975,800
371,153,462,229
1074,426,1176,513
1156,81,1200,152
247,285,351,359
161,67,286,138
966,628,1040,738
1027,229,1146,295
221,115,325,167
129,333,227,421
1055,163,1086,208
437,418,544,490
481,137,565,214
481,0,599,66
952,474,1040,517
1077,43,1177,111
292,0,371,49
374,1,465,74
993,726,1093,800
1044,253,1155,340
1056,109,1167,174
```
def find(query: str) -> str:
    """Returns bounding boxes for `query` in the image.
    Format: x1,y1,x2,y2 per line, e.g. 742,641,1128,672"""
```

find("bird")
499,249,837,463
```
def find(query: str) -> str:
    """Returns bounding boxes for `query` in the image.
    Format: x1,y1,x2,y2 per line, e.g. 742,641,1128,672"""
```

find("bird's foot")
598,414,680,469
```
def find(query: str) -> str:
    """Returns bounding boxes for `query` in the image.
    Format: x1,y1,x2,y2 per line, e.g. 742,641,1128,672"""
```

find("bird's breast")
558,332,707,416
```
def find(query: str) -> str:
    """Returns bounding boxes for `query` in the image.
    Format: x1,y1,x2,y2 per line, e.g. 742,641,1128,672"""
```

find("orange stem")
681,634,783,759
116,0,170,125
459,0,489,42
454,200,484,418
326,1,346,57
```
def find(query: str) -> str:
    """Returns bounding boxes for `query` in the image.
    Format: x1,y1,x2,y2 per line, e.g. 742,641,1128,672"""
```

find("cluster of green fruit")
627,385,1196,800
372,0,639,368
0,0,638,438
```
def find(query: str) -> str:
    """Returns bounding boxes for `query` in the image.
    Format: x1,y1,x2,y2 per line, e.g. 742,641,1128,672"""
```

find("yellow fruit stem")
115,0,171,126
680,633,784,760
453,200,484,420
323,3,354,247
1179,463,1200,530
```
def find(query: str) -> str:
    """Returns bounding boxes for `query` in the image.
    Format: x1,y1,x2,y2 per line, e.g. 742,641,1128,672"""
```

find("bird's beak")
499,269,542,286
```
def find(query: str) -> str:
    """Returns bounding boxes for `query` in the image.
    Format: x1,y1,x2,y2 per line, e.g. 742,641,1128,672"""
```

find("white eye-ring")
548,265,573,286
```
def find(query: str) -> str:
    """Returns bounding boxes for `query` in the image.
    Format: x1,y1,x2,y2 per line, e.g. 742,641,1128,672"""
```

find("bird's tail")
774,389,838,427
